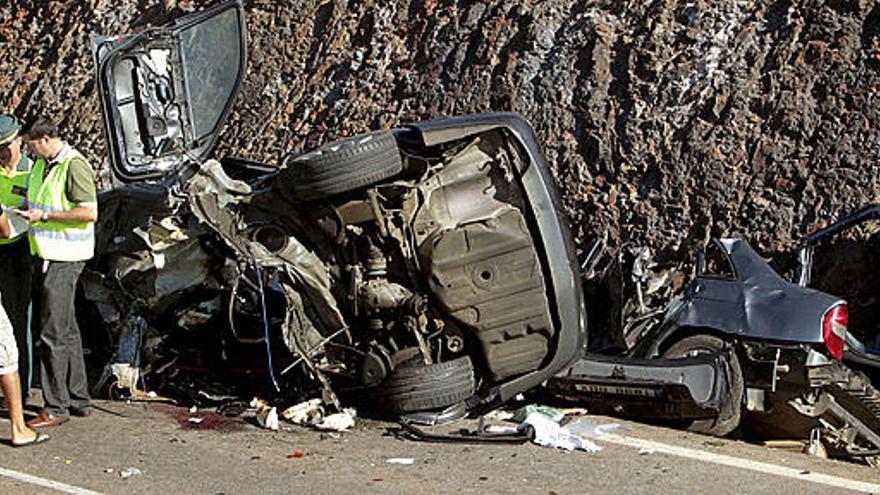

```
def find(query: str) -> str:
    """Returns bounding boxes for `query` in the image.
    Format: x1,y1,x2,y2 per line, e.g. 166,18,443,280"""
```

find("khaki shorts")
0,299,18,375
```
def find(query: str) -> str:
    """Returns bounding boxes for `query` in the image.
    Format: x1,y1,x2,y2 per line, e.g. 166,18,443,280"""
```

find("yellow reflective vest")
26,151,94,261
0,156,30,244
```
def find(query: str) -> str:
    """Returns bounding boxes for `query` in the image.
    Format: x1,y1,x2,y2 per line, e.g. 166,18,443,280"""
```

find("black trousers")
0,237,32,396
32,260,90,415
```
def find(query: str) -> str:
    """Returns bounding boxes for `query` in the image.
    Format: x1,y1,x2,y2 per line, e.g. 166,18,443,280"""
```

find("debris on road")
120,467,143,479
251,398,279,431
280,398,356,432
518,412,601,453
316,411,356,432
482,409,515,423
281,399,323,426
701,439,726,448
511,405,566,423
386,458,415,465
807,429,828,459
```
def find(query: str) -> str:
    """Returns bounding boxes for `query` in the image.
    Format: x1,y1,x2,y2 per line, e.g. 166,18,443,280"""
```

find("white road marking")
600,433,880,494
0,466,102,495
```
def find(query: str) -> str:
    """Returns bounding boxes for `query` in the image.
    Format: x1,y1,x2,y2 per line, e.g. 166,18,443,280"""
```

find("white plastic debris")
276,399,356,432
482,409,515,423
120,467,142,479
316,410,355,432
188,417,204,424
257,406,279,431
638,448,656,455
110,363,140,391
386,458,415,465
251,397,279,431
518,412,601,453
189,405,198,413
807,428,827,458
281,398,323,426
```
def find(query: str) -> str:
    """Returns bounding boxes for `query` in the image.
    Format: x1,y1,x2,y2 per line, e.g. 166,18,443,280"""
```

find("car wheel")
661,334,744,436
374,355,476,414
288,130,403,201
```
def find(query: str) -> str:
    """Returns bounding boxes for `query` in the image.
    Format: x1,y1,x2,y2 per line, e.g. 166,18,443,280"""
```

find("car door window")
180,7,243,143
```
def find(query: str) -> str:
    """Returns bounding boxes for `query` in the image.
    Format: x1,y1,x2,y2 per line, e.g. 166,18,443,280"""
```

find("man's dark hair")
21,118,59,140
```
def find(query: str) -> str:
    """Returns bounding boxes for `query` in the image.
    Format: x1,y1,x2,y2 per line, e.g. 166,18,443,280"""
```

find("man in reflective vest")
15,119,97,428
0,114,33,400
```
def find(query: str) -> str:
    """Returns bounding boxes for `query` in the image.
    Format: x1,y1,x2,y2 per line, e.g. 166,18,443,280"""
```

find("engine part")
359,345,393,387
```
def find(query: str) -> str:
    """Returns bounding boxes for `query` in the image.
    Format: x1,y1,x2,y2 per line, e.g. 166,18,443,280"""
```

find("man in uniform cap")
0,113,33,400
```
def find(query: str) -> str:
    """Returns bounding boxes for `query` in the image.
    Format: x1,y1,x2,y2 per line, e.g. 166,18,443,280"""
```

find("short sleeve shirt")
64,157,97,204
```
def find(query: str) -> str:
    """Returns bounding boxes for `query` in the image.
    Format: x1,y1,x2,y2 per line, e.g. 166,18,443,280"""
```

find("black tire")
288,131,402,201
661,334,744,437
374,356,476,414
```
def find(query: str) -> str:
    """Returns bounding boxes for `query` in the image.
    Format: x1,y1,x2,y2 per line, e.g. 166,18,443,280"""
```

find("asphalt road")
0,396,879,494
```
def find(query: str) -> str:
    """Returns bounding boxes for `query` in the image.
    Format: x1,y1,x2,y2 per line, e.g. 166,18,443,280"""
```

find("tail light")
822,303,848,361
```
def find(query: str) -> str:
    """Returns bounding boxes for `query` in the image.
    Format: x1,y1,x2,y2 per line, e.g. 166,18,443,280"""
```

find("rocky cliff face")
2,0,879,263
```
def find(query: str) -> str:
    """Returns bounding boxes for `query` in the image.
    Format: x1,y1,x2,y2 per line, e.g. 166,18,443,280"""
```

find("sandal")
12,431,50,447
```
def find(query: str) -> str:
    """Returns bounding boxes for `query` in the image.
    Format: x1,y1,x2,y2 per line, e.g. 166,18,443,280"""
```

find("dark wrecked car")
551,238,880,462
85,0,586,418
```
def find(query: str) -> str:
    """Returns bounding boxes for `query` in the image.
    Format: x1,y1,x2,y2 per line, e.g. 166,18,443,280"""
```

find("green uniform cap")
0,114,21,146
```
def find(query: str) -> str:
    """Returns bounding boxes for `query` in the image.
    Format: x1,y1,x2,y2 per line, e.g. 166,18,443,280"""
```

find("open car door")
92,0,246,181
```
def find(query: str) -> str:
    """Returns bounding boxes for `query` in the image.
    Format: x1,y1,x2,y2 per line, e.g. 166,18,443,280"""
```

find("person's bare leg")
0,371,36,443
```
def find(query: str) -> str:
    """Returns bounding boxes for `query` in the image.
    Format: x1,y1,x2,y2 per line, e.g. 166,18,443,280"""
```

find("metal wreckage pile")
64,0,880,465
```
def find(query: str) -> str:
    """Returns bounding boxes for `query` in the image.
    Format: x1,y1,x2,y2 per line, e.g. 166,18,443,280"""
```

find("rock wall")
2,0,879,263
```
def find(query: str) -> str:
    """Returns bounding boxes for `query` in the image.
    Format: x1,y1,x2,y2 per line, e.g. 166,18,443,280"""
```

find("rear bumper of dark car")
547,351,733,420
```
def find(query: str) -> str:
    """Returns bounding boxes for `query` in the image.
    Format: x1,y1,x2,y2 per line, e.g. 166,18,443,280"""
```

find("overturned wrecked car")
86,0,586,418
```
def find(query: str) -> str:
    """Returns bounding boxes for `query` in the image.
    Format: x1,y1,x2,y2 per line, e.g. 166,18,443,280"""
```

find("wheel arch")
652,325,738,358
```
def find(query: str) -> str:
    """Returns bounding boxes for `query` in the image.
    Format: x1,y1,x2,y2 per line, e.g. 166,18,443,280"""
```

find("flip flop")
12,431,50,447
